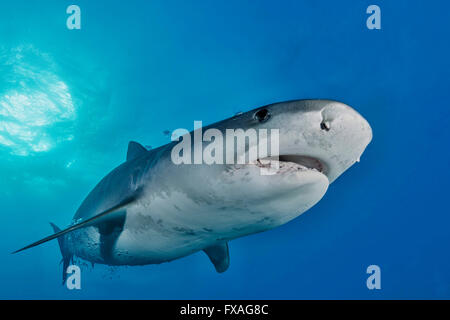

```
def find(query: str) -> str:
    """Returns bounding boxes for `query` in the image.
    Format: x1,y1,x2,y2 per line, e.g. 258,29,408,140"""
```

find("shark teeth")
254,155,325,175
254,159,320,173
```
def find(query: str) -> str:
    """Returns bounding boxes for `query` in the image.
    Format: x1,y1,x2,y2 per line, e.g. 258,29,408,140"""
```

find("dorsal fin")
127,141,147,161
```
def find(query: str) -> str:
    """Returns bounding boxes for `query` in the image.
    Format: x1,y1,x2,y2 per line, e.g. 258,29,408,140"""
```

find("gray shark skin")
14,99,372,280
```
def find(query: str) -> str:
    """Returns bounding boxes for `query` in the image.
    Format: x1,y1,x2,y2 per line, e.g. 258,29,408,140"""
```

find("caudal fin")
49,223,72,285
12,193,140,283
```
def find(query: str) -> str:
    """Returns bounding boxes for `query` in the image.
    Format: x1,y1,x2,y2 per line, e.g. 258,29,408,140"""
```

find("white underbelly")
69,170,328,266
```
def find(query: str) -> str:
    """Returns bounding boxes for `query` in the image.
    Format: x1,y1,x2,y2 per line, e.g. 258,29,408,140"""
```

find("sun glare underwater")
1,1,450,299
0,45,76,156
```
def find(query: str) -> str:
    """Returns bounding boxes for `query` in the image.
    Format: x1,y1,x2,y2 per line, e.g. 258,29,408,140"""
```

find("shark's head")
161,99,372,235
248,99,373,183
201,99,372,183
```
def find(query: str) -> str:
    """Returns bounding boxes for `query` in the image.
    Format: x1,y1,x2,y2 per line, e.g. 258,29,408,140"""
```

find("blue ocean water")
1,0,449,299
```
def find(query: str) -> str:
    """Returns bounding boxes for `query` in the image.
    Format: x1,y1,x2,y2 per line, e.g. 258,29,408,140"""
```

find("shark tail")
49,223,72,285
12,194,139,284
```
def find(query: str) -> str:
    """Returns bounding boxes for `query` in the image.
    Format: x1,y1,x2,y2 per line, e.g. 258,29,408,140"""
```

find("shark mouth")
255,155,326,174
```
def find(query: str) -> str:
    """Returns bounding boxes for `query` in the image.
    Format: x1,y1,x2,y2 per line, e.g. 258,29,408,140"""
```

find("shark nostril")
320,121,330,131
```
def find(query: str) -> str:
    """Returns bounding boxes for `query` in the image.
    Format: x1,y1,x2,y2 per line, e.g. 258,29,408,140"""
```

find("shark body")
14,99,372,281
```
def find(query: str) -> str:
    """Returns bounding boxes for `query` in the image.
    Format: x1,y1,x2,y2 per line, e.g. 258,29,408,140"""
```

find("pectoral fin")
203,242,230,273
12,194,138,254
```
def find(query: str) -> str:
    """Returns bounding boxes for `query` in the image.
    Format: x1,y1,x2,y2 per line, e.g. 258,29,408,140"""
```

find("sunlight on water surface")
0,45,76,156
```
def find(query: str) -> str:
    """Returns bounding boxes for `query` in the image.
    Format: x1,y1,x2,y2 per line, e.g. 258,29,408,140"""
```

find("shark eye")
254,109,270,123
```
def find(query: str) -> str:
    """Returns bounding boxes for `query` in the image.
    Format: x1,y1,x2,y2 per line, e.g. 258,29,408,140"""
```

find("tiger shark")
14,99,372,282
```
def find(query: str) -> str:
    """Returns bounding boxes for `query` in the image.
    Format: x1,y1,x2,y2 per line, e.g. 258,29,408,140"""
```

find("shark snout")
320,101,372,136
317,101,372,183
